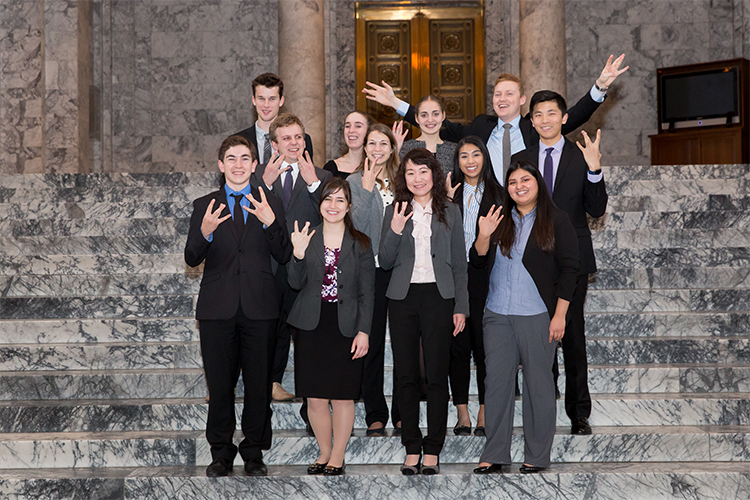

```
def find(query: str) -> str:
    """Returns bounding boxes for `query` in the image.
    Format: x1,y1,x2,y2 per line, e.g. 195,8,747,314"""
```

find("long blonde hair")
356,123,400,191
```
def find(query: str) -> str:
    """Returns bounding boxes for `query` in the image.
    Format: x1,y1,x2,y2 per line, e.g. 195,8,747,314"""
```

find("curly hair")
393,148,450,225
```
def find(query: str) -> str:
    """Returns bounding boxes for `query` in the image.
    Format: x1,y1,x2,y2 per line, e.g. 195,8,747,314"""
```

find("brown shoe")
272,382,295,401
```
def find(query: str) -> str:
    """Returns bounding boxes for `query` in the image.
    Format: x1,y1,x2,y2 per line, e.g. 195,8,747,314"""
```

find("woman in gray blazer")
379,148,469,475
287,177,376,476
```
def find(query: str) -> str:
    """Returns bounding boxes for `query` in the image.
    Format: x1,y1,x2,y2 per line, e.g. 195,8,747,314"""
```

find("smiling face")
415,99,445,136
458,143,484,185
252,85,285,126
364,130,393,167
219,145,257,191
343,112,368,150
320,188,349,225
272,124,304,163
404,159,434,203
492,80,526,122
531,100,568,144
507,167,539,213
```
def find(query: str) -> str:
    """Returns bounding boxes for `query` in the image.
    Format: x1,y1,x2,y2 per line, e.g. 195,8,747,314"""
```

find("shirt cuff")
587,170,604,183
307,179,321,193
204,232,213,242
396,100,410,116
589,85,606,103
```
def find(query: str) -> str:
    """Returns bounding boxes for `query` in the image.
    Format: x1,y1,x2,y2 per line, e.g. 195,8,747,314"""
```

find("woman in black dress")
287,177,376,475
324,111,371,179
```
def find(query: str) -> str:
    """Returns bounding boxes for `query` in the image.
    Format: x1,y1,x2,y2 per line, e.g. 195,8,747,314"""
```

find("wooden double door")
355,3,485,127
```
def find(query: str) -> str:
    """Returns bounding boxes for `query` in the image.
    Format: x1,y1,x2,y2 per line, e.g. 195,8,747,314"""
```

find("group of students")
185,54,627,478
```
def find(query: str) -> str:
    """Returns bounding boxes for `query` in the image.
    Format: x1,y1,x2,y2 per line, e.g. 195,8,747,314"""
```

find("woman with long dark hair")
446,136,505,437
379,148,469,475
471,160,579,475
287,177,376,475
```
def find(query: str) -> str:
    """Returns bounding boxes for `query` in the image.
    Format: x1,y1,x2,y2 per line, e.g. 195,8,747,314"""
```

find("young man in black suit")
185,135,292,477
234,73,314,165
363,55,628,184
512,90,608,436
254,113,333,409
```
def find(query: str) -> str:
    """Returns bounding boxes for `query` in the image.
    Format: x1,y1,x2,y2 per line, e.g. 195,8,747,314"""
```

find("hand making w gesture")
201,199,231,239
473,204,504,257
596,54,629,90
243,186,276,227
390,201,413,236
291,220,316,260
576,129,602,172
262,152,288,189
361,157,384,193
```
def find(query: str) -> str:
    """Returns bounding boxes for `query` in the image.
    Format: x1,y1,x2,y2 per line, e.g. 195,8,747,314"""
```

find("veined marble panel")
0,217,188,238
0,173,219,191
0,253,193,276
690,289,750,312
605,165,750,183
0,295,194,319
0,201,193,220
0,235,184,257
586,311,750,338
585,290,691,314
680,366,750,393
0,273,200,297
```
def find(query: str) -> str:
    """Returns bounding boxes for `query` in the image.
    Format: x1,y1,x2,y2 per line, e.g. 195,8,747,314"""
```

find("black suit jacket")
404,91,602,148
253,162,333,235
512,138,608,274
184,187,292,320
234,124,315,164
287,227,376,337
469,206,580,319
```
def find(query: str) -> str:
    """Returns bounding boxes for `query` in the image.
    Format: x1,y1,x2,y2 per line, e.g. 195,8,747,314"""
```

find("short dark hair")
252,73,284,98
218,135,257,163
529,90,567,115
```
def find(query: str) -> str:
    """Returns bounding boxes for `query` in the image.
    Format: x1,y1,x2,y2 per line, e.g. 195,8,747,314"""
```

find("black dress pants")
389,283,453,456
200,307,276,462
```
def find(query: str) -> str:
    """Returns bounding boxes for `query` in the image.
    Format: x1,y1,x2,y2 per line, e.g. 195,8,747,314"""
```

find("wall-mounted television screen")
660,67,739,129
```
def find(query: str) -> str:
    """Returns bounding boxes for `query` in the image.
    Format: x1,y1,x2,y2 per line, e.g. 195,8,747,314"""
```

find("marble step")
2,336,749,372
589,210,750,230
0,273,201,297
592,228,750,250
0,218,189,238
586,312,750,338
1,462,748,500
2,363,749,401
0,201,194,220
595,247,750,269
0,254,195,276
584,288,750,314
2,393,748,434
590,267,750,290
0,295,195,320
0,235,186,256
1,424,749,469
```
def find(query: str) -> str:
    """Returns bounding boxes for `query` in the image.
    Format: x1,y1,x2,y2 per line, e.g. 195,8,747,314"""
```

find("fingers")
212,202,226,217
218,213,232,223
595,128,602,144
382,80,393,92
294,220,300,234
205,199,215,215
302,221,311,233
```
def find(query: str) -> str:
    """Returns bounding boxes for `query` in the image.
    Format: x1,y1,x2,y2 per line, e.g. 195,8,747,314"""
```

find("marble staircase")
1,166,750,499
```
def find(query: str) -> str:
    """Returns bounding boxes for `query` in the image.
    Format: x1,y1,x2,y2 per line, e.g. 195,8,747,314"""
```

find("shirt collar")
540,136,565,155
255,120,269,134
496,114,522,134
464,180,484,195
224,182,252,198
411,198,433,215
511,205,537,223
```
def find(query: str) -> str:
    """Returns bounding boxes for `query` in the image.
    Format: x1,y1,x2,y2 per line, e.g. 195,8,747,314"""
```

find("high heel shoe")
400,454,421,476
421,456,440,475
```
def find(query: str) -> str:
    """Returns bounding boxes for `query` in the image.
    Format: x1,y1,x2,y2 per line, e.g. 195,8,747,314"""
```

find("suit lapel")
288,167,307,208
216,189,242,244
309,226,324,263
554,141,574,196
338,230,354,267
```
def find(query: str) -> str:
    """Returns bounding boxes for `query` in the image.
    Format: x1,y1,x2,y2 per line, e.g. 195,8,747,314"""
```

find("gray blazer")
347,171,385,260
287,226,376,337
379,201,469,316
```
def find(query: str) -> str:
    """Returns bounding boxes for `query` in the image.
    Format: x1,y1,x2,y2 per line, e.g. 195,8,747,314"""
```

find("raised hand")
361,157,383,193
477,204,503,239
351,331,369,359
244,186,276,227
452,313,466,337
390,201,413,236
201,198,231,239
596,54,629,89
445,172,458,200
362,80,402,110
261,152,288,189
576,129,602,172
298,150,319,186
291,220,315,260
392,120,408,152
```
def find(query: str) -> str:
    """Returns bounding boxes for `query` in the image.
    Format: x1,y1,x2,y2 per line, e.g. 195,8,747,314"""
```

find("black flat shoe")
323,463,345,476
307,462,327,475
206,458,233,477
244,457,268,476
366,426,386,436
400,455,421,476
453,424,471,436
474,426,486,437
421,458,440,475
519,464,547,474
473,463,503,474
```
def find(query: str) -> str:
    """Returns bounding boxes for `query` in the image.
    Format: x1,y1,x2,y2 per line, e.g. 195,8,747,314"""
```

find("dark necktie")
263,133,272,164
230,193,245,235
502,123,512,182
283,169,293,208
544,147,554,194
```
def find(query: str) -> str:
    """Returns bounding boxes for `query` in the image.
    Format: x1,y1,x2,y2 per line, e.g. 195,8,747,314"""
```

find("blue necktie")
544,147,554,194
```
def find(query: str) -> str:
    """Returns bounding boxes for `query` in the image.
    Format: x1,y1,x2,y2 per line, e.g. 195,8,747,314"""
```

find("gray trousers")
480,310,557,467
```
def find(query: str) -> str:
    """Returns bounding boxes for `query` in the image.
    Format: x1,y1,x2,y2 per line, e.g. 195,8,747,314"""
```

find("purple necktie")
283,169,293,208
544,147,554,194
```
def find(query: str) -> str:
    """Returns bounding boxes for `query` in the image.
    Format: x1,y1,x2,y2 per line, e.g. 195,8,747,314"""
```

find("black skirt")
294,301,364,400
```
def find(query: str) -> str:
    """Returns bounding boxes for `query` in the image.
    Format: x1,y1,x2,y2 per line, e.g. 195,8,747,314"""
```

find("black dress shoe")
206,458,232,477
366,425,386,436
244,457,268,476
571,417,592,435
519,464,547,474
473,463,504,474
323,463,345,476
453,424,471,436
307,462,327,475
474,426,485,436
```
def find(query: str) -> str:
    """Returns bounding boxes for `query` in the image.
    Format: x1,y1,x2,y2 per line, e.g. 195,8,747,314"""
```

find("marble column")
278,0,326,163
518,0,567,109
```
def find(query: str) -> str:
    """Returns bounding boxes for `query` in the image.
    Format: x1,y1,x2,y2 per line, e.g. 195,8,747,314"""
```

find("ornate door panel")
356,3,484,128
